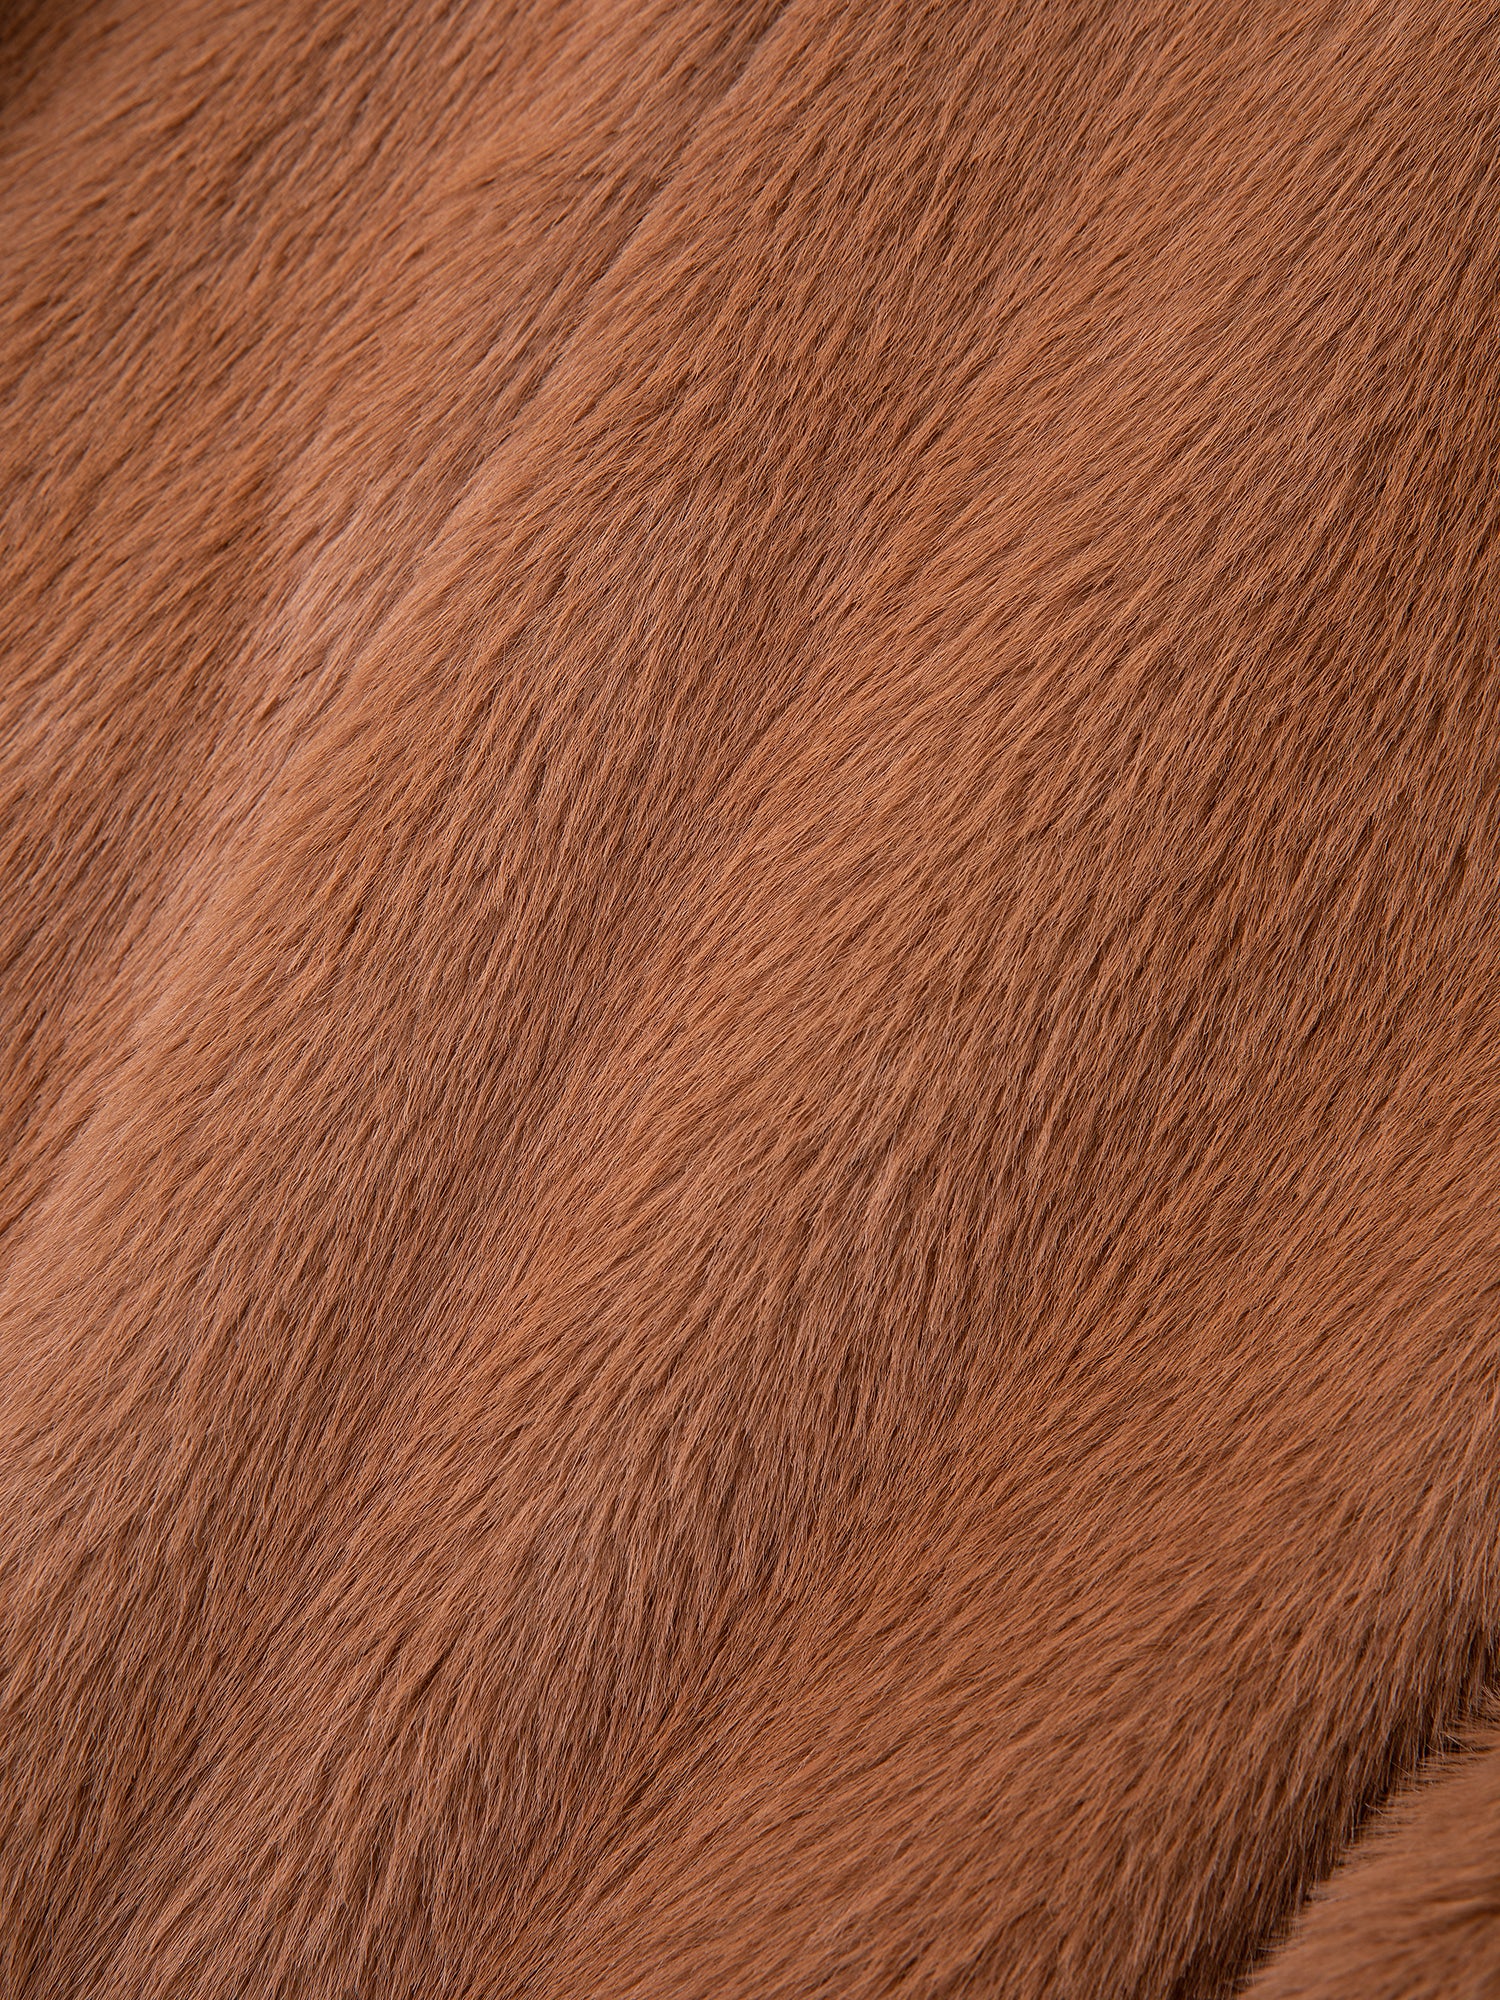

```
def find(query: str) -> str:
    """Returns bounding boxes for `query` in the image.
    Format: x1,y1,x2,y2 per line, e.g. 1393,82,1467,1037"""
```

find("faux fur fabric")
3,3,1500,1995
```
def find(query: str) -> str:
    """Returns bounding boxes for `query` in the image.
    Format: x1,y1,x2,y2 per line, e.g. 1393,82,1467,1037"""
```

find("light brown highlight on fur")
3,3,1500,1995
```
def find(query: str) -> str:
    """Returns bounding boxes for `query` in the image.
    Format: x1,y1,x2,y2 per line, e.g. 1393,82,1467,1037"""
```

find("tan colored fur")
3,3,1500,1993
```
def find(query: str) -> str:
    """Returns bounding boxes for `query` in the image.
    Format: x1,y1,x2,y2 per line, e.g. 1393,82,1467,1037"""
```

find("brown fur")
3,2,1500,1994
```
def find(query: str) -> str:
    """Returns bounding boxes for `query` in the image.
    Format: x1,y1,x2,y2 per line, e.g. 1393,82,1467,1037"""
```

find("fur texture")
3,2,1500,1994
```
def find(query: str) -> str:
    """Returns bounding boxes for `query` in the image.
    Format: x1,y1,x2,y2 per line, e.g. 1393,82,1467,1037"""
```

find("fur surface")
3,2,1500,1994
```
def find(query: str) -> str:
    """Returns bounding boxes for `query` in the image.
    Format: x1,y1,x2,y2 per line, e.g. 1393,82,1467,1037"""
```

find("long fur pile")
3,3,1500,1994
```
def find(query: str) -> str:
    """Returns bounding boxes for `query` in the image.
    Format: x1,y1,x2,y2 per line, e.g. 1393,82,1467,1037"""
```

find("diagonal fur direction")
3,3,1500,1996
